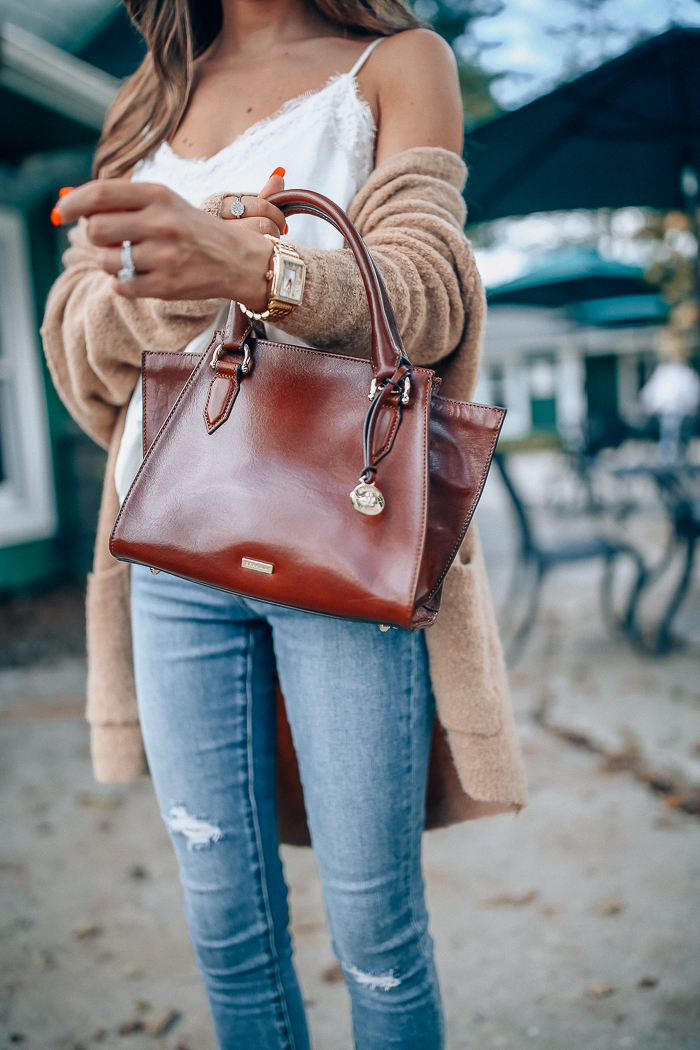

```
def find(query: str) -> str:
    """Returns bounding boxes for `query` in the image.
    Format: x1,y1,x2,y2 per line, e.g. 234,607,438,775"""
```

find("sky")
457,0,700,108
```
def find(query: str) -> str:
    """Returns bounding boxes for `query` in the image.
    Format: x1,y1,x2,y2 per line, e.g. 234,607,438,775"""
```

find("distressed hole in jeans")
165,805,223,850
343,962,402,991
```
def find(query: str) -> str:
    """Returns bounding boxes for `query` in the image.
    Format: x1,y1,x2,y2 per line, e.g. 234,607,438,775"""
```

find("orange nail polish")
284,224,288,235
50,207,62,226
271,167,285,178
58,186,75,197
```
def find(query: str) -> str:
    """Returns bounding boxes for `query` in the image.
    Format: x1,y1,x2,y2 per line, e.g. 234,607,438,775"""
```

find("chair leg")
653,537,696,656
506,561,545,664
623,551,647,646
500,550,530,636
600,547,647,647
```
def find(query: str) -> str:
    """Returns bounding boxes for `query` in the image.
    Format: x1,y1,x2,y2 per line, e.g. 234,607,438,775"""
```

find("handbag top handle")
221,189,409,383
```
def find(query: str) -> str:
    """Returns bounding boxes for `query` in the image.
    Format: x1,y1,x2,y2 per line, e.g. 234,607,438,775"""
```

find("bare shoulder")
375,27,457,70
361,30,463,162
366,29,458,97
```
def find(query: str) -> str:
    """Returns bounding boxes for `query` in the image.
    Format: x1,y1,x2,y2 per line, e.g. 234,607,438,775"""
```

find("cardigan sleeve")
40,219,225,449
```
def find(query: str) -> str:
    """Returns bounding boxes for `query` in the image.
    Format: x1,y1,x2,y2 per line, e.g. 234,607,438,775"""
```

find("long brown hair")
94,0,422,178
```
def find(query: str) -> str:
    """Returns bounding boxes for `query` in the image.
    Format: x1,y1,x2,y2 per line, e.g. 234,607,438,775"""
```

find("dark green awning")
465,28,700,221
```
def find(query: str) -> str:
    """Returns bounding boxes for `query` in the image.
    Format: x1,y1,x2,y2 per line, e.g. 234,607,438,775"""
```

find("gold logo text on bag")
241,557,274,575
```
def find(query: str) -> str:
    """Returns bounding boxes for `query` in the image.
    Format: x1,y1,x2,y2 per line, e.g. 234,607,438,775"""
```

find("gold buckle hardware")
368,375,410,405
210,342,252,373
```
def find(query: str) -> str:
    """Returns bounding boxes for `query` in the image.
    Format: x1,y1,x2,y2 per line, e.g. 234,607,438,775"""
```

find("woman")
42,2,527,1047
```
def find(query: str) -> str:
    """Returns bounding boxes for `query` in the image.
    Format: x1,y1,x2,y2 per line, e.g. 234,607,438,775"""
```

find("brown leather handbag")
110,190,504,630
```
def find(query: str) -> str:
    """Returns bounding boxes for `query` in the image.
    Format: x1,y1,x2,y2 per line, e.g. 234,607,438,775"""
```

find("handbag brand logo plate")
241,557,274,575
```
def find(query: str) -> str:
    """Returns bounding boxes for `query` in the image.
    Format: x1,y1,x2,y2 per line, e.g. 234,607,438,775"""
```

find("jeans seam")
244,626,297,1050
407,633,428,956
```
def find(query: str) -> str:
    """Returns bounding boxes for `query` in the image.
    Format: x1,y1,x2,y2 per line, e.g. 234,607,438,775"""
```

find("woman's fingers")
220,194,285,236
55,180,174,224
241,215,286,237
86,211,161,247
258,172,285,199
96,245,137,276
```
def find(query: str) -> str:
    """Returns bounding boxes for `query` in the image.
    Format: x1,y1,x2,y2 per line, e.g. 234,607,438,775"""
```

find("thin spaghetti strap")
348,38,384,78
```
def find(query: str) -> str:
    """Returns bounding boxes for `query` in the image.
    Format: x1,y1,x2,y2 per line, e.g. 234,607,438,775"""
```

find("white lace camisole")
114,37,382,503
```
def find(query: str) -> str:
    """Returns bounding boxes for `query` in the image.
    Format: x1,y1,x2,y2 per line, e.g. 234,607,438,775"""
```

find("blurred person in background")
41,1,527,1047
641,319,700,463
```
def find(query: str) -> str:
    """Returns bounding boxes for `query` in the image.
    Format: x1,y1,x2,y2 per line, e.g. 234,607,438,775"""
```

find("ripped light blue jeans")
130,565,444,1050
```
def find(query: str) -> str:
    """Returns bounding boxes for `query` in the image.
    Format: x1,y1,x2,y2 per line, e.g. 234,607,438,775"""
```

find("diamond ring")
118,240,136,282
230,194,246,218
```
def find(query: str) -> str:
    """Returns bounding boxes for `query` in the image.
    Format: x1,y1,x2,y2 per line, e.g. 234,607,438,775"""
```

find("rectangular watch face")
273,258,305,305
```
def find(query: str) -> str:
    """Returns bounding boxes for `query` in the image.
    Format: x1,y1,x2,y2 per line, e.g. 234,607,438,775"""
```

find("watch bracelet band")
239,235,304,323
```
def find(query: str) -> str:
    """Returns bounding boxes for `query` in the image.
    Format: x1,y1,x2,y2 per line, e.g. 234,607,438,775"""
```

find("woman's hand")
219,169,286,234
54,172,286,308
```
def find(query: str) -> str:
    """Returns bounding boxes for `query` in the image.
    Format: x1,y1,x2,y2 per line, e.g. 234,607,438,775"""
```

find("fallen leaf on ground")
73,924,103,940
586,984,617,999
638,976,658,989
123,965,144,980
144,1010,181,1036
662,794,685,810
134,999,151,1013
599,752,637,774
117,1020,145,1035
321,962,345,984
481,890,537,908
594,897,624,916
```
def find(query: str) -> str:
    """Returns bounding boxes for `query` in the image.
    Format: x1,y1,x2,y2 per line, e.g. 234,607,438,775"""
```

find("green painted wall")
0,540,61,593
0,146,107,594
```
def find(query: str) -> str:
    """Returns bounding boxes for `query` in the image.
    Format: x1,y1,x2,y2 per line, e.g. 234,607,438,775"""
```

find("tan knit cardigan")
41,146,527,824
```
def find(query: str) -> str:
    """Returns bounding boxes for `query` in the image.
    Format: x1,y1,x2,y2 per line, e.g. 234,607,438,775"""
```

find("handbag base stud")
150,567,161,575
350,481,385,516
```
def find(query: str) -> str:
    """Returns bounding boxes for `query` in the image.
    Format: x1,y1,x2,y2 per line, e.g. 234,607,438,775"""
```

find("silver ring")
230,194,246,219
118,240,135,282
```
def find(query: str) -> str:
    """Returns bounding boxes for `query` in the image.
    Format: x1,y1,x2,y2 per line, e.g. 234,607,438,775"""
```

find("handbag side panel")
415,396,505,609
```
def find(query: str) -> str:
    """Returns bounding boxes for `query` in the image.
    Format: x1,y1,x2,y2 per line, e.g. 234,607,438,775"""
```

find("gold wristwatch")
239,235,306,323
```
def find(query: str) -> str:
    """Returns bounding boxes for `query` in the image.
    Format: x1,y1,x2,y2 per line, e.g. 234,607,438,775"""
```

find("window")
0,206,57,547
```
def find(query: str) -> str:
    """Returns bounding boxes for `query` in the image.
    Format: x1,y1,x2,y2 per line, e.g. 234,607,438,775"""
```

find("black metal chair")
613,465,700,655
494,453,646,662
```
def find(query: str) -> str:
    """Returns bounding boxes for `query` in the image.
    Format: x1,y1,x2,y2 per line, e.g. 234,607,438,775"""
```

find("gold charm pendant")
350,481,385,516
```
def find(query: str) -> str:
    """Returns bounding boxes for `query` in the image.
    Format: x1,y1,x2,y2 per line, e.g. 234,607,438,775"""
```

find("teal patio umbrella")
464,27,700,221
